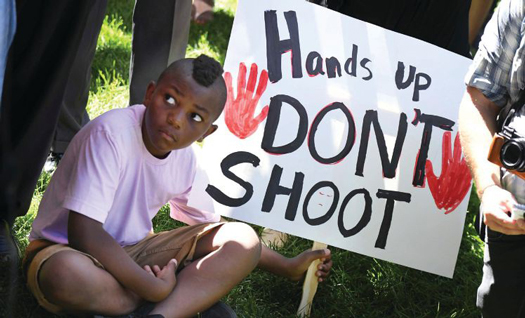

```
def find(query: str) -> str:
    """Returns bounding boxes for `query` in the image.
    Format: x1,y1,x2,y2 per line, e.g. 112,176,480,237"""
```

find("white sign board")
189,0,472,278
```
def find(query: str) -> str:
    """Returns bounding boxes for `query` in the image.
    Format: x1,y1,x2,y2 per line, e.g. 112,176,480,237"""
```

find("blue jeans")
0,0,16,109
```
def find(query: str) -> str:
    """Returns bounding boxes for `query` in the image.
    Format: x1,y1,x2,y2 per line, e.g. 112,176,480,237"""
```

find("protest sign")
189,0,472,278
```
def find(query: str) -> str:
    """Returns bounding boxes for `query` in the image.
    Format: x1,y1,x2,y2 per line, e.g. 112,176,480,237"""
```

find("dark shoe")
93,302,163,318
43,152,63,173
0,220,20,318
93,315,163,318
0,219,20,263
93,301,235,318
200,302,237,318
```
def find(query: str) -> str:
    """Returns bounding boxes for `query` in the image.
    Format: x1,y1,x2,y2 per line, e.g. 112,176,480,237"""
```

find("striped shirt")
466,0,525,107
465,0,525,203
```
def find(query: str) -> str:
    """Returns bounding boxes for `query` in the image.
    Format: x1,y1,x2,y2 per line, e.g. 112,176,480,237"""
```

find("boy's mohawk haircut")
192,54,224,87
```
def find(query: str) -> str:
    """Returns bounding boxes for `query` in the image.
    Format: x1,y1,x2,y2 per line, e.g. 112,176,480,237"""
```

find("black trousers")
0,0,98,225
50,1,107,154
478,228,525,317
129,0,191,105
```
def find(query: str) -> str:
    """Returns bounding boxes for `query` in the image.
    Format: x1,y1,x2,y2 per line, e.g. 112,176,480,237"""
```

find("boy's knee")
39,251,90,303
225,222,260,246
220,222,261,257
38,250,140,313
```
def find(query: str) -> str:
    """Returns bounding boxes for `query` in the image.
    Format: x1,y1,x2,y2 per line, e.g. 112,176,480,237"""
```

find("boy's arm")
68,211,177,302
258,244,332,282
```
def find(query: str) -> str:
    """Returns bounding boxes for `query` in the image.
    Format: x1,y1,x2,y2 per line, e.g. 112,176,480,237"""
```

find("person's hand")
286,249,332,283
481,185,525,234
143,259,178,300
224,62,269,139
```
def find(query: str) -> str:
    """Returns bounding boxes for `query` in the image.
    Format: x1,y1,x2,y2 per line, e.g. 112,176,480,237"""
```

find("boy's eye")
165,95,176,105
191,113,203,122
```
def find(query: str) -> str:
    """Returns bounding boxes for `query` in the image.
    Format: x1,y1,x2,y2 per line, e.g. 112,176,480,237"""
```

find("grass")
2,1,485,317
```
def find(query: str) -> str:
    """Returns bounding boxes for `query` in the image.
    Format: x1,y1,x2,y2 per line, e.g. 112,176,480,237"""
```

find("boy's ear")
198,124,218,142
143,81,156,106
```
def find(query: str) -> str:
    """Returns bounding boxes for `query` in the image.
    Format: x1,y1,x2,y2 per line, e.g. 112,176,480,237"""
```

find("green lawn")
3,1,484,317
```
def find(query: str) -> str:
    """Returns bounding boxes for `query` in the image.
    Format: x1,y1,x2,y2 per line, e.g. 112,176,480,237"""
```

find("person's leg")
149,222,261,318
0,2,18,306
0,0,16,110
37,250,141,315
168,0,191,64
0,0,97,229
44,0,108,173
477,228,525,317
129,0,191,106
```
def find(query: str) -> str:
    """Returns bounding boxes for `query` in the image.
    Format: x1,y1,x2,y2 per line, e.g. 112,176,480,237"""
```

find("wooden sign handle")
297,241,328,317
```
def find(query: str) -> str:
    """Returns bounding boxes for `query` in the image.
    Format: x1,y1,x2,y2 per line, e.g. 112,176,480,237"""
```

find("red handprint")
425,132,472,214
224,62,269,139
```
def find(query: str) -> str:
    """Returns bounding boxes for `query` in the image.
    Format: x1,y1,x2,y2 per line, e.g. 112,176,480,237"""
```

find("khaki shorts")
23,222,224,314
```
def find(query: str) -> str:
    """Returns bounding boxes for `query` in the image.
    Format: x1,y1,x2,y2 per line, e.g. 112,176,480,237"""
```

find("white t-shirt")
30,105,220,246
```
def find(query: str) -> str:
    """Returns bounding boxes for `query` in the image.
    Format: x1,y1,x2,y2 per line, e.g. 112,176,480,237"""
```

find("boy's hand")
143,259,178,296
287,249,332,282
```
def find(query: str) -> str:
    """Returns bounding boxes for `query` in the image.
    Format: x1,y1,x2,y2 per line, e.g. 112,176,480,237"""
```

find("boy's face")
142,68,222,158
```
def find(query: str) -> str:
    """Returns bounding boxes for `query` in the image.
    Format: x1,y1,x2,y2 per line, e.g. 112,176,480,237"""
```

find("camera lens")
501,139,525,171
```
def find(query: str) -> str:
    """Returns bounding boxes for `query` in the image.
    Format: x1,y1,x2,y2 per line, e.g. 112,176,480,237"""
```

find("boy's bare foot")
287,249,332,282
192,0,214,25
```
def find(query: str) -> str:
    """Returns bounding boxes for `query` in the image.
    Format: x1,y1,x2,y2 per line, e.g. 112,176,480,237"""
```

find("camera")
488,126,525,180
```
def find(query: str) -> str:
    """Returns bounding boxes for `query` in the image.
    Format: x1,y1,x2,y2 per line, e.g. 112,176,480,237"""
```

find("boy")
23,55,332,318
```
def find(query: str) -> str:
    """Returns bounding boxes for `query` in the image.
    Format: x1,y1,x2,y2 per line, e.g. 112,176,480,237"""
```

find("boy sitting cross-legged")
23,55,332,318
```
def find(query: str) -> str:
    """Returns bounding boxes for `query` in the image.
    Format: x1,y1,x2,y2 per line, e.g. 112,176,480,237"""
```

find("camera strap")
496,89,525,131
